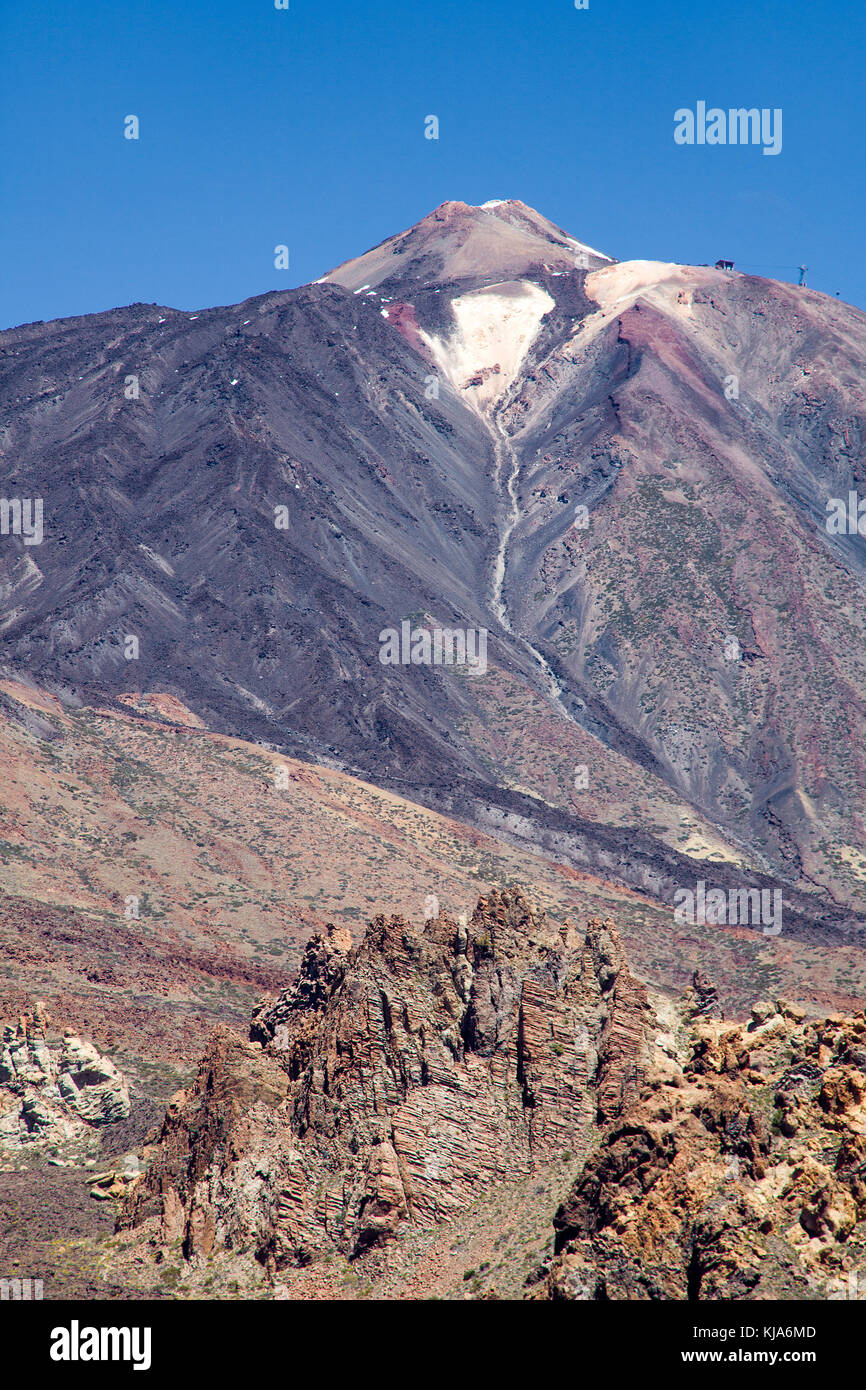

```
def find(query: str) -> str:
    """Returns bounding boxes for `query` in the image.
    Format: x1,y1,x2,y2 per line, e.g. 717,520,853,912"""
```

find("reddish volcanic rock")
121,889,650,1267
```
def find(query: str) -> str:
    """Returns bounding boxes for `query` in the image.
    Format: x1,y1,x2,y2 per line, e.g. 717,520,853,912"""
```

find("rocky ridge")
118,887,866,1300
121,888,652,1266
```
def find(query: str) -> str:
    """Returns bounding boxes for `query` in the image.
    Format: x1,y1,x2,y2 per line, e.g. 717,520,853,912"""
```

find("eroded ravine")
489,416,520,633
487,409,572,720
415,273,575,721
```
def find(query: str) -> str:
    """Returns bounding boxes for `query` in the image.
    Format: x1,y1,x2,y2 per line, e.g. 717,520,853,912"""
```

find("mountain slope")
2,200,866,927
497,259,866,901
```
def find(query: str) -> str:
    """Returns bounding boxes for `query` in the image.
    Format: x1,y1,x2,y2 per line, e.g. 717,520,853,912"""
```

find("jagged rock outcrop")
686,968,721,1019
0,1004,130,1162
541,994,866,1300
121,889,652,1267
115,891,866,1299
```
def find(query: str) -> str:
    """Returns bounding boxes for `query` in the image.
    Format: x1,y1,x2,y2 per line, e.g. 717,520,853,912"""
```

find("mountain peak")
322,198,613,294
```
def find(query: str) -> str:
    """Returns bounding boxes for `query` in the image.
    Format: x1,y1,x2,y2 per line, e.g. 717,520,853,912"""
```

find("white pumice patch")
419,279,554,412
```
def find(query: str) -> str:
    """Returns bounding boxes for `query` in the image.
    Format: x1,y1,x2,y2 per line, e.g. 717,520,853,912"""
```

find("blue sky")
1,0,863,328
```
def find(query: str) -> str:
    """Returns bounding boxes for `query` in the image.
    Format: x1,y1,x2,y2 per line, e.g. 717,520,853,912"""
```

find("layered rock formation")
119,887,866,1299
0,1004,130,1163
121,889,651,1266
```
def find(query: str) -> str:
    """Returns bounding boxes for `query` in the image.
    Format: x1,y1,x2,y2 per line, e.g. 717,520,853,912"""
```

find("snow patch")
565,234,613,264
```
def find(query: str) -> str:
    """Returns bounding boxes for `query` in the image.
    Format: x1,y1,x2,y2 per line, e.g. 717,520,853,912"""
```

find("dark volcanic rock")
3,198,866,920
